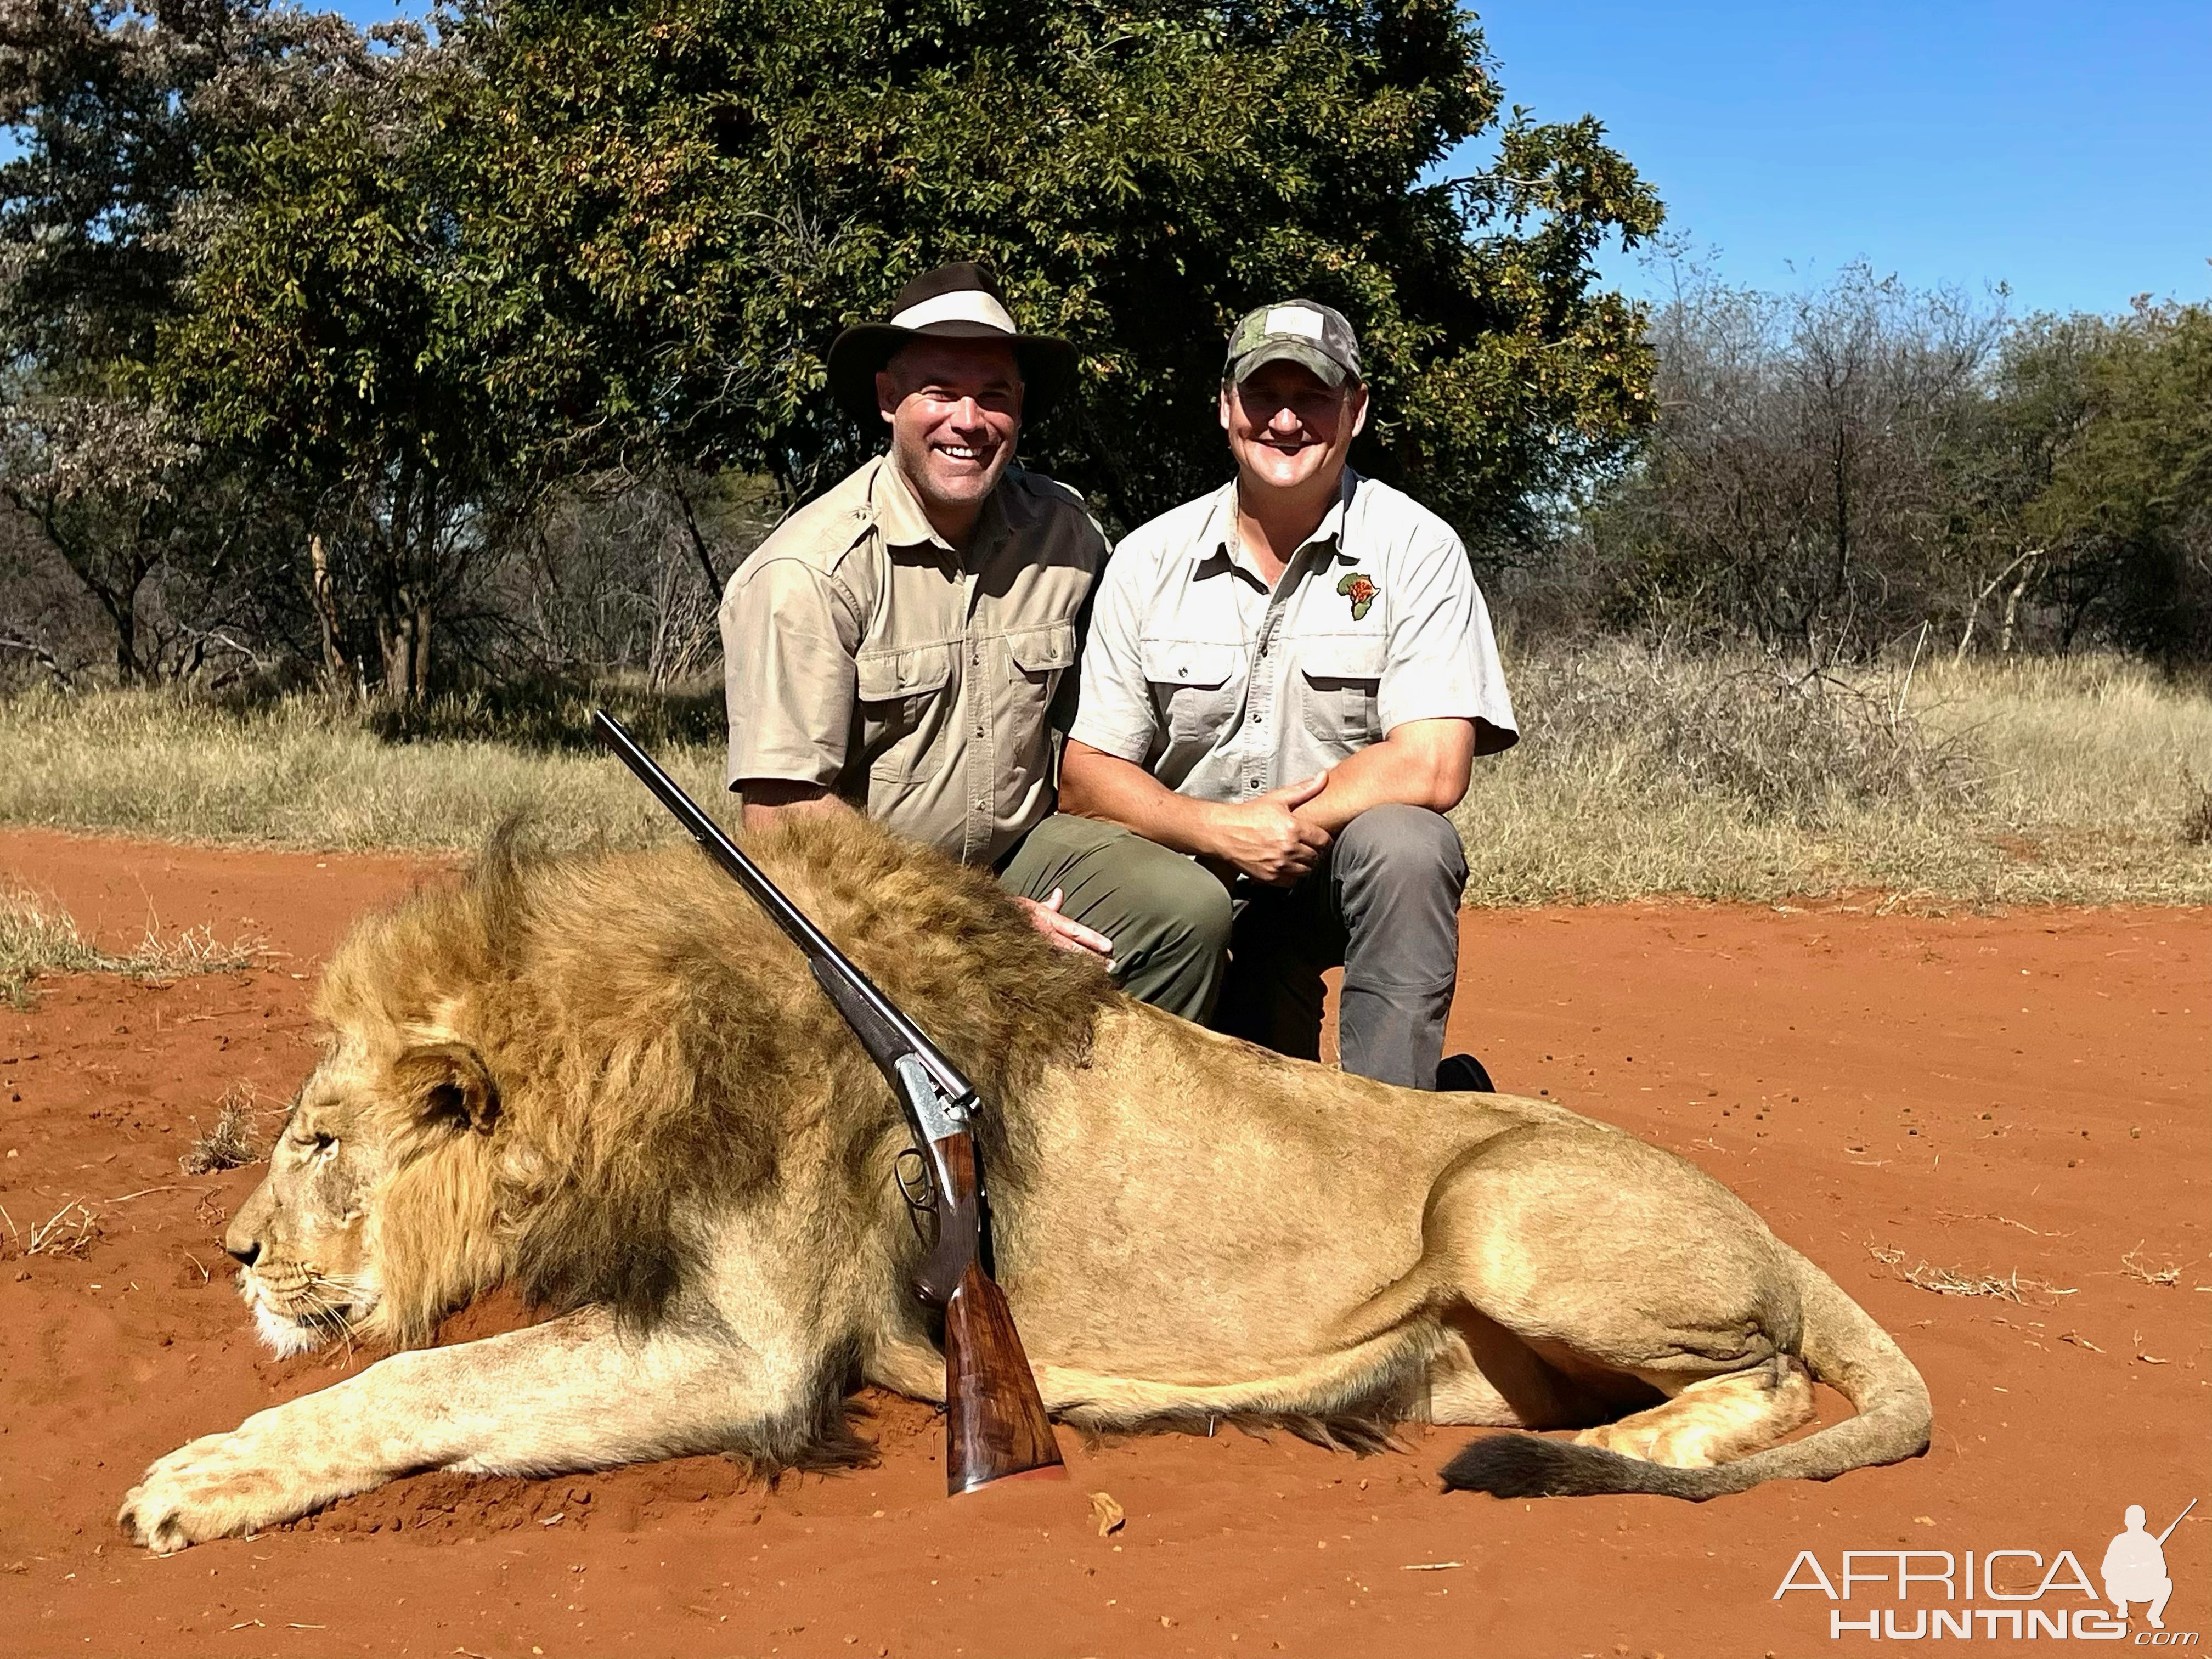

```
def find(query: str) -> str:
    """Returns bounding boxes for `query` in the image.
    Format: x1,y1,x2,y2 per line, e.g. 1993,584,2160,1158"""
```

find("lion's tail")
1438,1243,1932,1502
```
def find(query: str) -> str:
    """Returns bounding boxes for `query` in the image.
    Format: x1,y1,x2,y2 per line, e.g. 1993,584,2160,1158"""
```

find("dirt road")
2,830,2204,1657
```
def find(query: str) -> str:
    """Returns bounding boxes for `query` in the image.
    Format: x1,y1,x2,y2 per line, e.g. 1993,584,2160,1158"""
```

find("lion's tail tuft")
1438,1433,1722,1500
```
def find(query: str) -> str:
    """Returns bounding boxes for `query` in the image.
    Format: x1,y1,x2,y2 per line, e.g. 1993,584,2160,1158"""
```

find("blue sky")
330,1,2210,318
1444,1,2211,317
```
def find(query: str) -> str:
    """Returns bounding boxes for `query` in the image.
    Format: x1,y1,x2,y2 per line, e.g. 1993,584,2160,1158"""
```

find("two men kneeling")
720,266,1516,1090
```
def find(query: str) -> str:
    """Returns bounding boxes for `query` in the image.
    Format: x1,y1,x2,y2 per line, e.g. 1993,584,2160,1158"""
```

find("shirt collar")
868,454,1012,557
1192,466,1363,574
869,455,952,553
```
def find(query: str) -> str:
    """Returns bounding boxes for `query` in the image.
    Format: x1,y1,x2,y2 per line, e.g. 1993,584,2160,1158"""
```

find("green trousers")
995,813,1232,1022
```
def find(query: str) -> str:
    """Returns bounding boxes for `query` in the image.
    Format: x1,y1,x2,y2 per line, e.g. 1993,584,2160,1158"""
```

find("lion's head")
226,1036,504,1356
222,815,1109,1360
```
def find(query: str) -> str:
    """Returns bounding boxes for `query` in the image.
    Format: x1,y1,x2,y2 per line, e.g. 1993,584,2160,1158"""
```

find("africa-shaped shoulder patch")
1336,571,1378,620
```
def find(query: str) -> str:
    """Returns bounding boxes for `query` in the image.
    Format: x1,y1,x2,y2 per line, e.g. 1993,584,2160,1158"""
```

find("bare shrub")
180,1085,264,1175
2181,767,2212,846
1511,646,1982,826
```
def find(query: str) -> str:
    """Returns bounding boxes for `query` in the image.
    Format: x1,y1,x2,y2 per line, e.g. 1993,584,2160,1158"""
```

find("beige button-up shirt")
1068,469,1516,802
720,455,1107,866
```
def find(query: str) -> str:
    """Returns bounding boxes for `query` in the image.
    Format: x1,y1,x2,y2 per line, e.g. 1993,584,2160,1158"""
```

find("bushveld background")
3,1,2207,917
3,647,2207,910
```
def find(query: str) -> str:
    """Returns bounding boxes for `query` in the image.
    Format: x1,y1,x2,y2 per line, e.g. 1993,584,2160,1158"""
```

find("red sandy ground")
0,830,2205,1659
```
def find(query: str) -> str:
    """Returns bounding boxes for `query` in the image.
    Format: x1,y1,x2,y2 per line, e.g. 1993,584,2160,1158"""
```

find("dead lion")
120,815,1929,1553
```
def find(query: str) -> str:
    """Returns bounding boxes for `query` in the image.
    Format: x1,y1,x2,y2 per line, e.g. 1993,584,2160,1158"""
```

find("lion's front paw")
119,1429,326,1554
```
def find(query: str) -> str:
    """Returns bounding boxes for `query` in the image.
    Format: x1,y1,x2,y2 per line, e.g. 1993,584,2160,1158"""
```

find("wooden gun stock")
943,1261,1065,1492
929,1135,1065,1493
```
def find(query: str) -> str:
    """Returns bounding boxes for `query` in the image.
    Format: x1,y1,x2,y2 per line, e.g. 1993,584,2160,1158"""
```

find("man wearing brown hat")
1059,300,1518,1090
719,262,1231,1018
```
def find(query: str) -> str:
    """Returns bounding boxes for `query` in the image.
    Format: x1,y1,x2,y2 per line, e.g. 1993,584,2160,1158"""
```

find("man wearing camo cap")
1058,298,1518,1090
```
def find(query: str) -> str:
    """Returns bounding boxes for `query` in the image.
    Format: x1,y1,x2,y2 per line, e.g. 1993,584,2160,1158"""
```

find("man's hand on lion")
1205,771,1331,885
1015,887,1114,958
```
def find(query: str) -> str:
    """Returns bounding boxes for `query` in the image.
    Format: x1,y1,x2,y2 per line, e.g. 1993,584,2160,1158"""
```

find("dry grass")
1867,1243,2079,1304
0,1197,103,1260
0,682,725,855
2119,1244,2182,1288
1453,646,2212,905
0,652,2207,906
0,887,114,1007
2181,767,2212,847
0,885,264,1008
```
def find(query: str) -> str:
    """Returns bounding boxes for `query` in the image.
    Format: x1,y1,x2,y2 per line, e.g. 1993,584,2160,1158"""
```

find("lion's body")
121,816,1931,1553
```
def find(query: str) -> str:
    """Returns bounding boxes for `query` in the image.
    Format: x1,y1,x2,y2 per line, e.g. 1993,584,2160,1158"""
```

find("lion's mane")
317,814,1114,1347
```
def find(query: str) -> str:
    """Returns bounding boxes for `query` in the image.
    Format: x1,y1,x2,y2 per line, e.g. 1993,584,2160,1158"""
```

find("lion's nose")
225,1237,260,1267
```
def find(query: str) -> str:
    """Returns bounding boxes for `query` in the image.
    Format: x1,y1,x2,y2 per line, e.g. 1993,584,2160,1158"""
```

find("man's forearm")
1295,720,1475,836
737,779,855,834
1057,743,1225,857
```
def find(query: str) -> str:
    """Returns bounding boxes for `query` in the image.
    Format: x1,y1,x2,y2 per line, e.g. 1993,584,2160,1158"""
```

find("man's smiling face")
877,337,1024,532
1219,359,1367,497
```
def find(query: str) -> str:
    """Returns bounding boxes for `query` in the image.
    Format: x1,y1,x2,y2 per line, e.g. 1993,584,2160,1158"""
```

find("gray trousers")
1211,804,1469,1090
999,805,1466,1090
996,814,1232,1022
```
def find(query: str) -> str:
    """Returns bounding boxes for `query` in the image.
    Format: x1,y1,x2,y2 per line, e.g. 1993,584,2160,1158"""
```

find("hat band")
890,290,1019,334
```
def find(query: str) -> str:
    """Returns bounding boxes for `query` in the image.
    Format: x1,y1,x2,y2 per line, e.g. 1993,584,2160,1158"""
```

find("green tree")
0,0,385,683
2023,302,2212,658
442,0,1663,548
1937,311,2101,661
157,71,511,699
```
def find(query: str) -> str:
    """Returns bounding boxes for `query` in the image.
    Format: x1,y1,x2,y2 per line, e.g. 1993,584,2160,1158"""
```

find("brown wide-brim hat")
826,262,1078,426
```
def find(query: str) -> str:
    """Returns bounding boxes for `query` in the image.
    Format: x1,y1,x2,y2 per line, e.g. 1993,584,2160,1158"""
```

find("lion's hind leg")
1413,1121,1828,1498
1572,1355,1814,1466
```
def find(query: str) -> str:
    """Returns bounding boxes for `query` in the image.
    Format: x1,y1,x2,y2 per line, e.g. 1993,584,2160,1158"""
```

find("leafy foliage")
0,1,394,684
9,0,1662,693
2020,302,2212,658
441,0,1663,545
159,74,512,698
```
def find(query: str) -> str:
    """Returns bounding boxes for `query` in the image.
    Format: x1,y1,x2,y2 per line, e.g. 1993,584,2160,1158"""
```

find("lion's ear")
392,1042,500,1136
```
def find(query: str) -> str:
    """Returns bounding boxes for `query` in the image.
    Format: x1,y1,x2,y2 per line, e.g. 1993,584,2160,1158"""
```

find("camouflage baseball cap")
1223,299,1363,388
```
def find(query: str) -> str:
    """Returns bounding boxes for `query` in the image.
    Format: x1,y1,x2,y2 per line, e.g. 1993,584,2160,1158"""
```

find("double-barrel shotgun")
591,710,1065,1495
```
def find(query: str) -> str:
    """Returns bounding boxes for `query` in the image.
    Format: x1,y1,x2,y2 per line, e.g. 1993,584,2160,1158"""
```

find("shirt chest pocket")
1295,635,1386,748
1003,620,1078,709
854,642,955,781
1140,640,1243,746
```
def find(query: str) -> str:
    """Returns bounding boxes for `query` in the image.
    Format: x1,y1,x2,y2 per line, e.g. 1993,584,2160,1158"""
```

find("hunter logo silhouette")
2103,1499,2192,1629
1337,572,1378,619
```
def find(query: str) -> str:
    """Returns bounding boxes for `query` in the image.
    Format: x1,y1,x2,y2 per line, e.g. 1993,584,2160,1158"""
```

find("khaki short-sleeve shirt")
720,455,1107,866
1068,469,1516,801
